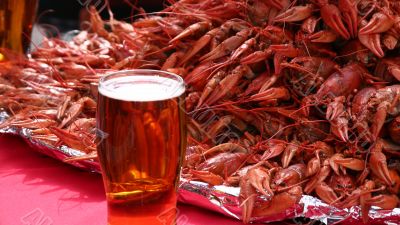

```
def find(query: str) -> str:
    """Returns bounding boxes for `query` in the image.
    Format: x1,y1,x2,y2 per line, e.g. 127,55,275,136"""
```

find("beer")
97,70,186,225
0,0,38,54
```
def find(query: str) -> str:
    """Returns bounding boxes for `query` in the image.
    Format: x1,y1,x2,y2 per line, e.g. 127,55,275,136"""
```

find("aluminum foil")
1,111,400,224
0,112,101,172
178,180,400,224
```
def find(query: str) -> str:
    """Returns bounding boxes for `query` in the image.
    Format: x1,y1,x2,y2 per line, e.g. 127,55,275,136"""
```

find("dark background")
37,0,164,32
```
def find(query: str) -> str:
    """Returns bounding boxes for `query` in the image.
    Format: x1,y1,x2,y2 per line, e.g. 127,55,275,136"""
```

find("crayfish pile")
1,0,400,223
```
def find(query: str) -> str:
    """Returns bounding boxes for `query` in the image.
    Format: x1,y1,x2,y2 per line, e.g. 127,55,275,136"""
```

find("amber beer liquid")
97,70,186,225
0,0,38,55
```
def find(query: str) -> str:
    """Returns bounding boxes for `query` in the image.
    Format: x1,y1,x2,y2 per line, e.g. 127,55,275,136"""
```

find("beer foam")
99,75,185,101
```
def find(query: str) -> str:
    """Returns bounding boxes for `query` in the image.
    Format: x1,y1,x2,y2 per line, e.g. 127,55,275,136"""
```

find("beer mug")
97,70,186,225
0,0,38,54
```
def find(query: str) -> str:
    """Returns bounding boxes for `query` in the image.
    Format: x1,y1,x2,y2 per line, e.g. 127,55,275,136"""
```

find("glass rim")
98,69,185,101
99,69,184,85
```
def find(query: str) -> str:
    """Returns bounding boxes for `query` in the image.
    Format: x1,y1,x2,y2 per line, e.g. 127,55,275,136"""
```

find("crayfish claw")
239,174,257,223
359,20,385,58
252,186,302,218
332,122,349,142
369,140,394,186
371,103,389,140
359,12,395,35
387,66,400,82
169,21,212,44
307,30,338,43
190,170,225,186
338,0,358,38
326,96,350,142
274,4,314,23
306,157,320,177
320,4,350,40
315,182,342,205
247,167,274,198
326,96,345,121
334,158,365,172
365,194,399,210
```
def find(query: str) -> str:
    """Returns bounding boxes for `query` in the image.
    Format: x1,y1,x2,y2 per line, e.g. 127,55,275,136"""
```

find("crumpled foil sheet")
1,112,400,224
0,112,101,172
178,180,400,224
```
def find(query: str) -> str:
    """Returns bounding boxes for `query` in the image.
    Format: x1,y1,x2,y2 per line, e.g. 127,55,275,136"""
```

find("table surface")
0,135,259,225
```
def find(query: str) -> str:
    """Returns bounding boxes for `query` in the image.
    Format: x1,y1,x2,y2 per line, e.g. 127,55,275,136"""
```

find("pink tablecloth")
0,135,252,225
